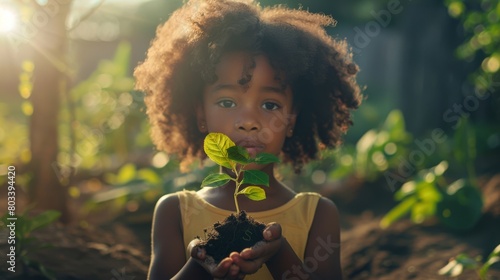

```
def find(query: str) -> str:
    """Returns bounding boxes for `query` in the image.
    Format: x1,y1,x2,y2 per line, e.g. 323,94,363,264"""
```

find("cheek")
264,110,292,133
204,107,233,128
266,118,286,135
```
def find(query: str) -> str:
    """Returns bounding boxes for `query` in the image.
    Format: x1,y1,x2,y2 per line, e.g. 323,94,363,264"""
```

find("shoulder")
308,195,340,234
316,196,339,215
152,193,182,238
297,192,334,210
154,192,180,217
153,190,204,225
153,192,188,236
154,190,197,212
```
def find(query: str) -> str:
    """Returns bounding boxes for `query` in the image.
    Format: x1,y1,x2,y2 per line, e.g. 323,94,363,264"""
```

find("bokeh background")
1,0,499,279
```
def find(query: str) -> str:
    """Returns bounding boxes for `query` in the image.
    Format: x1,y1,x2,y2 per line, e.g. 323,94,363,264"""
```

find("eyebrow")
209,84,286,95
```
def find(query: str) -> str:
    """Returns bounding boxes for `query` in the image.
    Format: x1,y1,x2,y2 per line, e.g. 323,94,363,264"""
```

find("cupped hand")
229,222,283,275
188,239,245,280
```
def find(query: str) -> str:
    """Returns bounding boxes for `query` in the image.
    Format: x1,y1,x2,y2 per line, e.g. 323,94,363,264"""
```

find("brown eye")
262,102,280,111
217,100,236,108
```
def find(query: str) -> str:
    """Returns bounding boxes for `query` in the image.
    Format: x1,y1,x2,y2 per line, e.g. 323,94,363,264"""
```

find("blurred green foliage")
445,0,500,90
0,61,33,167
381,161,447,228
1,210,61,279
381,119,485,231
58,41,150,175
83,157,218,221
274,109,411,193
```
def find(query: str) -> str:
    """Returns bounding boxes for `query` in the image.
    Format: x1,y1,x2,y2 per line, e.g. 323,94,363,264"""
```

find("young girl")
134,0,362,279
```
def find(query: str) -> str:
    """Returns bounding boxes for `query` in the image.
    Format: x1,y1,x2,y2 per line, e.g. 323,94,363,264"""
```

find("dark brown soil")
329,174,500,280
199,211,266,264
0,222,149,280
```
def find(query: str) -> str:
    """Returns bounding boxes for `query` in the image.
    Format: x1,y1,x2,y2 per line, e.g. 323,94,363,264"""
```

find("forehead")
213,51,285,86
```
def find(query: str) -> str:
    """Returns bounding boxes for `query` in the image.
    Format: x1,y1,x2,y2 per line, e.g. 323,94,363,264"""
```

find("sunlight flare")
0,8,17,34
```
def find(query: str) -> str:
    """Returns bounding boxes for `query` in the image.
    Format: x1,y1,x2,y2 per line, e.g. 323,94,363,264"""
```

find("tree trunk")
28,0,72,223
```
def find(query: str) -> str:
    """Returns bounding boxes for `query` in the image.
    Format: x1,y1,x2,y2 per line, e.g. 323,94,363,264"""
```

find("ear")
286,108,298,137
196,103,207,133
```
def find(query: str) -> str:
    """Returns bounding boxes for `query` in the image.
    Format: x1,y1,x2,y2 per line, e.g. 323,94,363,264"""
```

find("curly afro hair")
134,0,363,173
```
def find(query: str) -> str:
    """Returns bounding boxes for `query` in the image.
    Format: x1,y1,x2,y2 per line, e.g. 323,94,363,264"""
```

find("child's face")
198,51,296,162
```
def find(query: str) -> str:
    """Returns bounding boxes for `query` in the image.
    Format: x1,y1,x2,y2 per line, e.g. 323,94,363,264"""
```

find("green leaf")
380,196,417,229
382,110,408,141
410,201,436,224
204,133,235,169
479,244,500,279
201,173,232,187
252,153,280,165
113,41,131,77
416,181,442,203
238,186,266,201
455,254,479,268
481,255,500,280
227,146,250,164
116,163,136,184
437,179,483,231
438,253,478,277
438,259,463,277
28,211,61,232
488,244,500,258
395,181,417,201
241,170,269,187
137,168,161,185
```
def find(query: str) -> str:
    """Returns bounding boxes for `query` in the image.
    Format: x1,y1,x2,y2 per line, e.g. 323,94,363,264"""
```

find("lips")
235,139,264,157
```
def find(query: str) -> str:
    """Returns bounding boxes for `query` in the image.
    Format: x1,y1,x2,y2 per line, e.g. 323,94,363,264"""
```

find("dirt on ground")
1,175,500,279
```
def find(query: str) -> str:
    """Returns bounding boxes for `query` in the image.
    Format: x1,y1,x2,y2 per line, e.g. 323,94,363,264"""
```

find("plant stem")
234,186,240,214
233,166,241,214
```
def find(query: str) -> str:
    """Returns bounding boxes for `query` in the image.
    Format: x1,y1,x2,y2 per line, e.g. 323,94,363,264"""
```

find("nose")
235,109,260,132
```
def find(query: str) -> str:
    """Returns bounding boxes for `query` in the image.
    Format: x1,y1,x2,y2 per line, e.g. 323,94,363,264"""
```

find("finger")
228,264,240,279
263,222,282,241
230,251,241,261
241,237,283,260
232,256,263,275
211,257,233,278
202,255,218,272
187,238,201,252
188,239,206,260
240,243,260,259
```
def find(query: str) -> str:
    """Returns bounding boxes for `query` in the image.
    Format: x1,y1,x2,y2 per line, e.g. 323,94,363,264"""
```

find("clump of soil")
199,211,266,263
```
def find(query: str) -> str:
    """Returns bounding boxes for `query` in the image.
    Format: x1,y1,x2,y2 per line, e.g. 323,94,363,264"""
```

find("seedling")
438,244,500,279
202,132,280,213
199,133,280,263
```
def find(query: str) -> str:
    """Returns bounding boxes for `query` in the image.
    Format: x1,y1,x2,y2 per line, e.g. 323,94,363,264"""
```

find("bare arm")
148,194,211,280
148,193,243,280
304,197,342,279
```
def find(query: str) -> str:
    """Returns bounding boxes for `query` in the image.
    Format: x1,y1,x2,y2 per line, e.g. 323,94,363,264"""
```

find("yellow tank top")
177,190,321,279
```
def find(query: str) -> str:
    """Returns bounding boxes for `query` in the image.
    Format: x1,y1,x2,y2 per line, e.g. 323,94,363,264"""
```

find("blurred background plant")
438,244,500,279
1,209,61,279
380,118,485,231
